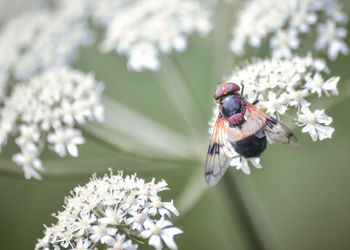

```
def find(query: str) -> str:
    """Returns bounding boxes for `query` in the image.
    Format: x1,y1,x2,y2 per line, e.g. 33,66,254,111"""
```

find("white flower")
230,0,348,60
0,67,104,179
127,42,160,72
35,171,182,250
12,146,43,180
0,3,93,92
99,207,125,225
89,224,117,244
71,238,91,250
106,234,138,250
270,29,299,59
125,209,149,231
290,5,317,33
120,192,146,212
76,213,97,236
230,156,262,175
48,127,85,157
15,124,40,149
260,91,288,116
97,0,213,71
298,106,335,141
60,99,86,126
285,87,310,110
141,218,183,250
148,197,179,218
39,107,62,131
305,74,340,97
316,20,348,60
0,0,213,95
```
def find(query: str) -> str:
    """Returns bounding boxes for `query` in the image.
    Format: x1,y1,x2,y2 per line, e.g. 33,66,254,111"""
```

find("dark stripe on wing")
208,143,221,155
265,117,277,128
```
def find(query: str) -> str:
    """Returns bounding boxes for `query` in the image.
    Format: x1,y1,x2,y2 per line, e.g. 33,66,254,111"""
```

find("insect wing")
246,104,298,146
205,115,236,186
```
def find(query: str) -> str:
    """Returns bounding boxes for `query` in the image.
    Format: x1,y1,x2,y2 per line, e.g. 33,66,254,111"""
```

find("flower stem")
222,172,276,250
170,56,206,116
156,56,206,139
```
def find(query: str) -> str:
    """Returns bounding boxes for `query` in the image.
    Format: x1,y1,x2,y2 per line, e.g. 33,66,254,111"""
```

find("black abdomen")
233,129,267,158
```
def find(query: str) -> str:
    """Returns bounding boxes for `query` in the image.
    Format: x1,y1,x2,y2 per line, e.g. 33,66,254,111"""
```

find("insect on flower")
205,82,298,186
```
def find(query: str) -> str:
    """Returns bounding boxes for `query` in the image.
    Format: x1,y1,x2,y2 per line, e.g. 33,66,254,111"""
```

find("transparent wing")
246,104,298,146
204,115,237,186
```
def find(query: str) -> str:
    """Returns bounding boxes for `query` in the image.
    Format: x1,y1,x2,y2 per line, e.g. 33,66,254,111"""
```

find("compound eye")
214,82,241,100
214,86,224,100
224,83,240,93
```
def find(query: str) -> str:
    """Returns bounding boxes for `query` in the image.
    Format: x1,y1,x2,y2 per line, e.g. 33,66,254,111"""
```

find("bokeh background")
1,1,350,249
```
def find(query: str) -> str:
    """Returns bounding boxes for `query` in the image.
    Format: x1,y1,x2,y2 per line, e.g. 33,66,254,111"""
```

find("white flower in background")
0,67,104,179
298,106,335,141
13,146,43,180
0,0,213,96
230,0,348,60
270,29,300,59
315,20,348,60
127,42,160,72
209,54,339,174
35,171,182,250
0,4,93,99
15,124,40,149
290,5,317,33
47,127,85,157
98,0,212,71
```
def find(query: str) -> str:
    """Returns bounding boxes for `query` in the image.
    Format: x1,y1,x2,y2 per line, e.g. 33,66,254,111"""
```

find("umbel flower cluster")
0,68,104,179
230,0,348,60
0,5,93,99
35,171,182,250
209,54,338,174
0,0,212,90
98,0,212,71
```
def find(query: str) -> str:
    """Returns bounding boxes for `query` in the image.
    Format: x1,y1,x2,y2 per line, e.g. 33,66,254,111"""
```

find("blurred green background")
1,1,350,250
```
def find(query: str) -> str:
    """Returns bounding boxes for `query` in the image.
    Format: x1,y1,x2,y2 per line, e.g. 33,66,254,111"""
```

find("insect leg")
252,93,260,105
241,83,244,95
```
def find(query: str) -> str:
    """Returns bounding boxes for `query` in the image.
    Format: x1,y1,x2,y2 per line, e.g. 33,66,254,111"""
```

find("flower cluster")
209,54,338,174
35,171,183,250
0,0,212,94
98,0,212,71
0,67,104,179
0,4,93,99
230,0,348,60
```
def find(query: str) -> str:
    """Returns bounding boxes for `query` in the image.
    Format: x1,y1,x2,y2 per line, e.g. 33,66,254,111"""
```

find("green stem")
117,224,145,245
156,56,205,139
80,126,198,164
222,172,270,250
176,166,209,221
170,56,206,115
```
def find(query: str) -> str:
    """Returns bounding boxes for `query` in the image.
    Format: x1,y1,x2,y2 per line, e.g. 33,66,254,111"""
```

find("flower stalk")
222,172,274,250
